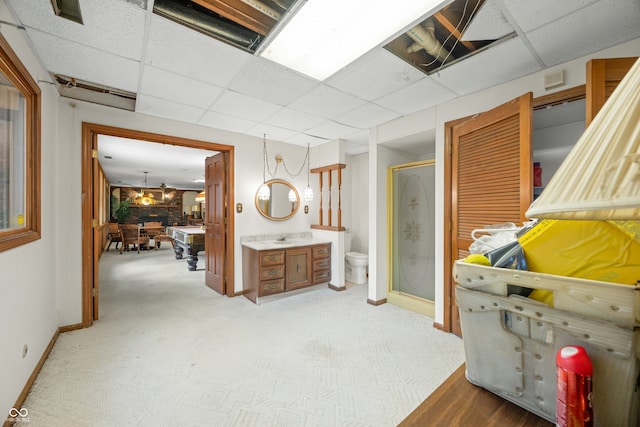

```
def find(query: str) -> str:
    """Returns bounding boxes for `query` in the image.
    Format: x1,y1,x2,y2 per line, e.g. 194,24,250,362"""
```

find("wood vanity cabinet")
243,242,331,303
311,244,331,285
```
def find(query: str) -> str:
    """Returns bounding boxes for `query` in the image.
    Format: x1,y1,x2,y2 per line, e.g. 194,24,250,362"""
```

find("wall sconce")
236,203,243,213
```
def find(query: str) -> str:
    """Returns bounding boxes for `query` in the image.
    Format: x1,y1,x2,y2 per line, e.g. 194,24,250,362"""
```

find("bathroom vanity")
242,234,331,304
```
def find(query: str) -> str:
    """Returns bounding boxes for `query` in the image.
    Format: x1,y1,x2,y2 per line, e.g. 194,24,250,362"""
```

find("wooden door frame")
81,122,235,327
441,85,586,333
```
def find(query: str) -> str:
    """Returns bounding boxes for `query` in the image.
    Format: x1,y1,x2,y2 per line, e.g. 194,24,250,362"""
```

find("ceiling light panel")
260,0,451,81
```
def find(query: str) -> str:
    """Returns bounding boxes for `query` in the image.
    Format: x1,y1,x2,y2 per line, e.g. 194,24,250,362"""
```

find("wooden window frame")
0,33,41,252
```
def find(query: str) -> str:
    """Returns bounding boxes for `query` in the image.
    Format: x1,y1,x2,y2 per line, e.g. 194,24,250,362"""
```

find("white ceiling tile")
462,0,513,40
245,124,299,141
198,111,257,134
524,0,640,67
375,78,456,115
288,85,367,119
305,121,361,140
210,90,282,122
140,66,224,109
136,94,205,123
335,103,401,129
326,49,426,101
285,133,330,147
27,31,140,91
228,57,319,105
435,37,540,95
263,108,326,132
503,0,600,33
8,0,146,59
145,15,252,87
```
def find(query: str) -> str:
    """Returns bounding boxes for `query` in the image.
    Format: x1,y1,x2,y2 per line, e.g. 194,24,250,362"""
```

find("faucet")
276,234,286,241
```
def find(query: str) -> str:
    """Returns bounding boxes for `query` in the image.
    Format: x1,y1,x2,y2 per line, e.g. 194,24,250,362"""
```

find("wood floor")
399,364,553,427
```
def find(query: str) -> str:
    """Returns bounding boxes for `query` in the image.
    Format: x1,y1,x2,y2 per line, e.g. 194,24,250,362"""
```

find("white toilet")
345,252,369,284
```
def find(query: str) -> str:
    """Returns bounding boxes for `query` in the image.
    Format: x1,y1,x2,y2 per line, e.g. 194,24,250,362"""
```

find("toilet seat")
346,252,367,259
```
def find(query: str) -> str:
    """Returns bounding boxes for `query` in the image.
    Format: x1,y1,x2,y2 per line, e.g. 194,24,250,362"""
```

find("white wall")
344,153,368,253
0,3,60,416
369,37,640,324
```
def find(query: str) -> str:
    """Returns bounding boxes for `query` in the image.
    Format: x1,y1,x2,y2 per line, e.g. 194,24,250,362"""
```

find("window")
0,33,41,252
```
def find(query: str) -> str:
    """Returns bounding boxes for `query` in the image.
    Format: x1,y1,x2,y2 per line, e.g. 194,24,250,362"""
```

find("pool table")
166,226,206,271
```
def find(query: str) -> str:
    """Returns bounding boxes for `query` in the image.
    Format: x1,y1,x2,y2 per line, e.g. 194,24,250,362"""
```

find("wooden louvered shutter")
586,57,637,126
449,92,532,336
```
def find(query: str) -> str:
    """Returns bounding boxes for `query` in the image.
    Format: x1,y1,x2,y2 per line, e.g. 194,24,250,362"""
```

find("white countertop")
241,238,330,251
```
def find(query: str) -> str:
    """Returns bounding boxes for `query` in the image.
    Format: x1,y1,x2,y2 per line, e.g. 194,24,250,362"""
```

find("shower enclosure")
387,160,436,317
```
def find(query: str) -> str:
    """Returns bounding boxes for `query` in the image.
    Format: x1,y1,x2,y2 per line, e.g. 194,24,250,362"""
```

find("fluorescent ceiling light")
260,0,448,81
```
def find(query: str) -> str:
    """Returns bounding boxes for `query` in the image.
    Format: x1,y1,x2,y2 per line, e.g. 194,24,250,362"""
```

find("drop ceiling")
5,0,640,189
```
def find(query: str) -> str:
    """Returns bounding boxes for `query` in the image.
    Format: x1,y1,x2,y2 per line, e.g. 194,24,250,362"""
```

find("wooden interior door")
586,57,637,126
448,93,533,337
205,152,226,294
91,133,100,321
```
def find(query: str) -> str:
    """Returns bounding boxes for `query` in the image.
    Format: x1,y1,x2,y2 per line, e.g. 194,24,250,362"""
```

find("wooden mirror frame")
255,179,300,221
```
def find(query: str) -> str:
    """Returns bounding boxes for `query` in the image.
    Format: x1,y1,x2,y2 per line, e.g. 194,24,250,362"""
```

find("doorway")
81,123,235,327
387,160,436,317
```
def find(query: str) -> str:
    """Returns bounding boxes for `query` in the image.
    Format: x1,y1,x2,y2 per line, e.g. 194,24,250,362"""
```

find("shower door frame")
387,159,436,317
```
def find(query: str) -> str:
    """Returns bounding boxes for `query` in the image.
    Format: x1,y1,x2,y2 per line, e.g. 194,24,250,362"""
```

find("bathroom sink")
272,239,305,245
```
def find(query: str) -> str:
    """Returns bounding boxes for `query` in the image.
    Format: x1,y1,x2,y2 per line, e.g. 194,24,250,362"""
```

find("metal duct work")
153,0,260,51
406,19,452,63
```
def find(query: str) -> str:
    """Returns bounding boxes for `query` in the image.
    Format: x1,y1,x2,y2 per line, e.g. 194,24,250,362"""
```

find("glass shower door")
388,160,436,316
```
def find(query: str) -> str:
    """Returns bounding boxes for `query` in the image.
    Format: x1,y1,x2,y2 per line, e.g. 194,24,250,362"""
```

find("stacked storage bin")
454,261,639,426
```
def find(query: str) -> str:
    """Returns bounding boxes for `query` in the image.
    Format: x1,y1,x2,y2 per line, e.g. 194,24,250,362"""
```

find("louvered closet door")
586,57,637,126
450,93,533,337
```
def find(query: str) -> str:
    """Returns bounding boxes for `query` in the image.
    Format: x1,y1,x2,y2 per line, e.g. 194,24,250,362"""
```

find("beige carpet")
17,246,464,426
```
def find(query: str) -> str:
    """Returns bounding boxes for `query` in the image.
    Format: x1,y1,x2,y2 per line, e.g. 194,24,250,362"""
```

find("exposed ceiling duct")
154,0,261,51
153,0,295,53
406,19,453,64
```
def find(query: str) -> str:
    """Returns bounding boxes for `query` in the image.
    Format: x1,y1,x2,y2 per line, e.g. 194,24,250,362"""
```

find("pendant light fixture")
135,172,156,205
303,143,314,202
258,134,271,201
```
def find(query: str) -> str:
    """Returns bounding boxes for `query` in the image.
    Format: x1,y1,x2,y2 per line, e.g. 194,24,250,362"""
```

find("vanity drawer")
312,245,331,258
312,257,331,271
260,279,285,296
260,250,285,266
313,269,331,284
259,264,284,280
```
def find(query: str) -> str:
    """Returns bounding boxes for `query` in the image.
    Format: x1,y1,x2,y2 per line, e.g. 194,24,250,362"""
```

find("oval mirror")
255,179,300,221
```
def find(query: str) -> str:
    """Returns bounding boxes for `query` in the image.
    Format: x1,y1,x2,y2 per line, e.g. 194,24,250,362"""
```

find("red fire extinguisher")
556,345,593,427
